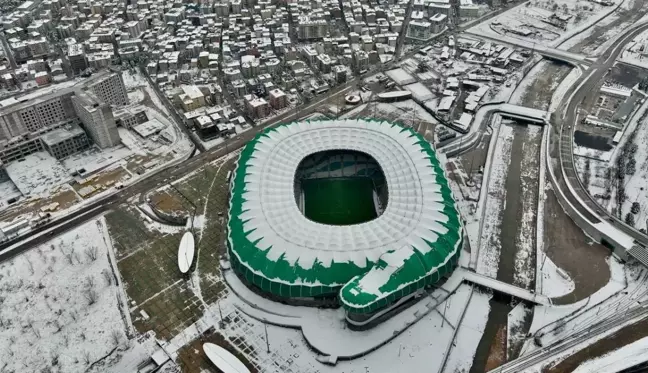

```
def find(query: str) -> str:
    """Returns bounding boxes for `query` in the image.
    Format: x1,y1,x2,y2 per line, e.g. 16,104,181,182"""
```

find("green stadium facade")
227,118,463,317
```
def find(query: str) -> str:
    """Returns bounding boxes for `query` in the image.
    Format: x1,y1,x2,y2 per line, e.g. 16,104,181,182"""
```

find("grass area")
150,189,193,216
106,205,202,339
302,177,376,225
105,154,235,341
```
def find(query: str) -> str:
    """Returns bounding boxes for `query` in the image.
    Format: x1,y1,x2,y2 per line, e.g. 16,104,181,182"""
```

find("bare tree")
26,319,40,338
82,351,91,365
84,289,99,305
85,246,99,262
25,257,34,275
62,247,75,265
73,251,82,265
85,275,96,290
53,319,62,333
111,329,122,346
101,269,113,286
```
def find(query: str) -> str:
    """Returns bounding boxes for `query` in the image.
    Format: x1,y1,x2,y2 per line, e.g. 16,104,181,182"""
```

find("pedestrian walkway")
457,267,551,306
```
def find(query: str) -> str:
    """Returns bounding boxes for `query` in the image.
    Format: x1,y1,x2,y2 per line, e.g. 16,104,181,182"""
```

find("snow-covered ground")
477,123,514,277
538,251,576,298
443,290,492,372
526,257,627,345
619,28,648,69
403,82,435,101
374,100,438,125
614,110,648,230
62,146,134,175
513,126,542,290
0,179,21,208
469,0,623,49
386,68,416,85
507,302,532,360
0,218,129,373
5,152,71,196
573,335,648,372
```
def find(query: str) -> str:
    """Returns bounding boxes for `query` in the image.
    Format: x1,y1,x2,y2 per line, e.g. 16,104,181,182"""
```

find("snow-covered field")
62,146,134,175
573,335,648,372
469,0,622,48
0,218,128,373
5,152,71,196
614,112,648,230
513,126,542,290
477,123,514,277
619,28,648,69
538,251,576,298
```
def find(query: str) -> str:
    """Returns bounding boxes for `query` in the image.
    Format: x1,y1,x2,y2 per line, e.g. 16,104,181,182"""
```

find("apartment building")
72,90,121,149
86,72,129,106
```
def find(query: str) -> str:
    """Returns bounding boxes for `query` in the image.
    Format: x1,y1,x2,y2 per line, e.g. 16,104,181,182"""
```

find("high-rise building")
268,88,287,109
68,44,88,74
86,72,129,106
72,90,121,149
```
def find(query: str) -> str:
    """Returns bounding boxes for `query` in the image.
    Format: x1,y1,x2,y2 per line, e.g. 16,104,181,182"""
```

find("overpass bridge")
457,268,551,306
463,32,590,67
495,103,549,124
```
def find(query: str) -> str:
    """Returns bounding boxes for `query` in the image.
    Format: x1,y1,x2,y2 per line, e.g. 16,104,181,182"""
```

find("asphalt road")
558,21,648,247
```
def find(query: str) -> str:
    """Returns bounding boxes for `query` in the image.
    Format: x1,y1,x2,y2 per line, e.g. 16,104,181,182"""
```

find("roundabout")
227,118,463,319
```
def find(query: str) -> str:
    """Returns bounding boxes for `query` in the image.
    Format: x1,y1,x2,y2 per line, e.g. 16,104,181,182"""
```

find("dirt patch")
0,188,80,224
150,190,191,215
484,325,508,371
544,317,648,373
543,188,611,304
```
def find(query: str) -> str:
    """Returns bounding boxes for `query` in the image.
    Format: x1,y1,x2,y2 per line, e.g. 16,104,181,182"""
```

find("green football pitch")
302,177,377,225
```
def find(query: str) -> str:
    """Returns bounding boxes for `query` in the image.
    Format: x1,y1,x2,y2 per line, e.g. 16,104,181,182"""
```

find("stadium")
227,118,463,325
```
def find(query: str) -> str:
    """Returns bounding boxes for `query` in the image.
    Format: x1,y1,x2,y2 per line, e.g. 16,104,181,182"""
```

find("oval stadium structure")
227,118,463,320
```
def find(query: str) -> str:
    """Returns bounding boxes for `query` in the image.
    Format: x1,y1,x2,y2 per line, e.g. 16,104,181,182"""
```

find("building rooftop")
40,123,85,146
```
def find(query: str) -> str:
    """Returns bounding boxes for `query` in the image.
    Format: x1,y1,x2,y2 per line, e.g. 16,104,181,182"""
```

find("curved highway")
557,21,648,248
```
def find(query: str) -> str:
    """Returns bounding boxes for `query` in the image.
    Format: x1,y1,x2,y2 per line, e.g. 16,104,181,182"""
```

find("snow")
513,126,542,290
374,100,439,125
549,67,582,113
403,82,435,101
477,122,514,277
573,336,648,373
62,146,134,175
468,0,625,49
619,28,648,69
168,267,479,373
538,252,575,298
612,102,648,231
573,146,613,162
507,302,531,360
386,68,416,85
526,257,627,342
443,290,492,373
0,179,21,208
0,217,128,373
5,152,71,196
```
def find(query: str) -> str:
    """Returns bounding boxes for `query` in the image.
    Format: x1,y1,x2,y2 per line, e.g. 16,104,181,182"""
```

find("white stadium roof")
228,118,463,313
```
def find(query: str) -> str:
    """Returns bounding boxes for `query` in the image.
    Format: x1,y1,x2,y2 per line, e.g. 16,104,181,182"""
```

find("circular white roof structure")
228,119,463,314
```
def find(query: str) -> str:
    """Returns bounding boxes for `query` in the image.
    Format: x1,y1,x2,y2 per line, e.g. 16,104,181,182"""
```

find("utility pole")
264,323,270,353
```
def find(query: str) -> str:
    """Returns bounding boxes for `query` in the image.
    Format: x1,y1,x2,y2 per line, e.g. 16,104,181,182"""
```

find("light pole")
264,323,270,353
